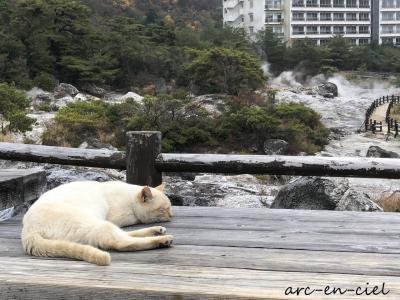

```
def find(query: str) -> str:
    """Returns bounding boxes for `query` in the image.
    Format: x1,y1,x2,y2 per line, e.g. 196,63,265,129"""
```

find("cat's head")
135,183,173,224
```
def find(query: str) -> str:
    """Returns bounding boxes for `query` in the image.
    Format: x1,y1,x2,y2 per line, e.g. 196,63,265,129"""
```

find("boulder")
263,139,288,155
336,188,382,212
192,94,227,116
31,92,55,110
366,146,400,158
83,84,106,98
118,92,144,103
317,82,338,98
271,177,349,210
54,83,79,98
79,137,118,151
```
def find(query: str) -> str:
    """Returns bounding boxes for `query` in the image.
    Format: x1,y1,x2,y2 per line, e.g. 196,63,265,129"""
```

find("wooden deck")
1,207,400,299
0,169,46,211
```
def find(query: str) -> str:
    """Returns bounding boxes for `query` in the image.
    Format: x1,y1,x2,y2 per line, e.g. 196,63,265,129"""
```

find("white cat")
22,181,173,266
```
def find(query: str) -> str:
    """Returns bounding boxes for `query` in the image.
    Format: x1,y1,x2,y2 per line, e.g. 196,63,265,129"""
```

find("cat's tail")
22,233,111,266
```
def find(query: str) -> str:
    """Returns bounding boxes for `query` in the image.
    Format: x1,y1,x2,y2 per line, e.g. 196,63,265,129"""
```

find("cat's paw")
151,226,167,236
158,235,173,248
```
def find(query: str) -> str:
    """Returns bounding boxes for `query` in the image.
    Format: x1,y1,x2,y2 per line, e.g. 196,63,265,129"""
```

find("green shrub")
33,73,57,92
0,82,35,134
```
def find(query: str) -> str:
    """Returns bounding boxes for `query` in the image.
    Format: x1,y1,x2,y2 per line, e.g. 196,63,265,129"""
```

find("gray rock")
54,83,79,98
336,188,383,212
79,138,118,151
34,92,54,104
192,94,228,116
83,84,106,98
317,82,338,98
271,177,349,210
263,139,288,155
366,146,400,158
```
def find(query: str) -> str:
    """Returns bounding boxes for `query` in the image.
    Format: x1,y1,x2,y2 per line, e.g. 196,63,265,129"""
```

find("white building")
223,0,400,46
375,0,400,45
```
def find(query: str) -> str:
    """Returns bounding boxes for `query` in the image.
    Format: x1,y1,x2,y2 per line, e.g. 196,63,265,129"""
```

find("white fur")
22,181,173,266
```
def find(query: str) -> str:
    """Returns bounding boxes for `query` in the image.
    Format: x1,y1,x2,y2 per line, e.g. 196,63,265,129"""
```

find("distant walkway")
364,95,400,135
369,102,389,134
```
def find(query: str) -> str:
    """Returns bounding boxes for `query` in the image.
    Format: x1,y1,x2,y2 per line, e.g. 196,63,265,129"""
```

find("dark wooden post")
126,131,162,187
372,120,376,133
379,121,382,132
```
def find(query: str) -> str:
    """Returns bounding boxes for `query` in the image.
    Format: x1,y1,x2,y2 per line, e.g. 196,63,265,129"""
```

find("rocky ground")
2,75,400,216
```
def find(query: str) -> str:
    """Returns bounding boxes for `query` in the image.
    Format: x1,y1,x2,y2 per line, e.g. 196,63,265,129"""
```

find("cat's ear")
155,182,166,192
141,186,153,202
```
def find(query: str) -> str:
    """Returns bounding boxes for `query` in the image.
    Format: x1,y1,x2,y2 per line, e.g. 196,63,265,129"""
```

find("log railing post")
126,131,162,187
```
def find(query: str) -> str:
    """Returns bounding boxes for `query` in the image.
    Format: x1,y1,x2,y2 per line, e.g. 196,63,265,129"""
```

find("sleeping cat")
21,181,173,266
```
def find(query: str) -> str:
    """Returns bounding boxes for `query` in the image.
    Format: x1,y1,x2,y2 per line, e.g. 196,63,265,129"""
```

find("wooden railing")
2,132,400,185
364,95,395,132
385,95,400,137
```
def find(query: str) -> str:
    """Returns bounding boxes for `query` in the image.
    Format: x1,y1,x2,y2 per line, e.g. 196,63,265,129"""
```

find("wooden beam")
0,142,125,169
156,153,400,179
126,131,162,186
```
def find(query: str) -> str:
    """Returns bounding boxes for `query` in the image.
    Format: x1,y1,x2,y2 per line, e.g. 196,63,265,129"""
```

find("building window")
382,25,395,34
346,0,357,7
396,38,400,45
249,26,254,35
293,12,305,21
249,13,254,22
250,0,254,8
348,39,357,45
382,12,395,21
292,0,304,7
382,38,394,44
333,13,345,21
320,12,332,20
306,26,318,34
333,26,345,34
359,0,370,8
346,26,357,34
359,25,369,34
306,0,318,7
333,0,345,7
382,0,394,8
359,38,369,45
293,25,305,34
307,12,318,21
320,26,332,34
346,13,357,21
320,0,332,7
359,13,370,21
320,39,329,45
266,0,282,9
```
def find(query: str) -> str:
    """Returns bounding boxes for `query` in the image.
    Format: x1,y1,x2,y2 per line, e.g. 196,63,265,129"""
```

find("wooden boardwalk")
369,102,390,134
1,207,400,299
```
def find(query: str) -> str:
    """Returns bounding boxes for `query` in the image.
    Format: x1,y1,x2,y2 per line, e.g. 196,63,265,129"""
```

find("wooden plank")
0,142,126,169
2,240,399,277
0,258,399,299
4,140,400,179
0,169,46,210
170,207,400,223
156,153,400,179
